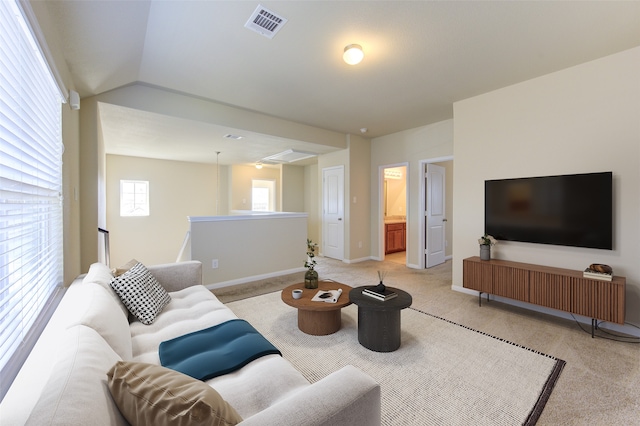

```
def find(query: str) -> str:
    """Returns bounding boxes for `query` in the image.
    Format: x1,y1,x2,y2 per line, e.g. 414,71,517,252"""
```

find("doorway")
381,165,407,264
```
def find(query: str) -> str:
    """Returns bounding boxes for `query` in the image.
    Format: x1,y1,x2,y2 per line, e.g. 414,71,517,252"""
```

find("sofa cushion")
206,355,310,419
110,262,171,325
107,361,243,426
25,325,127,426
66,282,132,359
84,262,128,316
131,285,237,363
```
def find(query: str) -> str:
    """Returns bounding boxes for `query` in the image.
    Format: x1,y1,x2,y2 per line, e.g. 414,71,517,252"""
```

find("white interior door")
425,163,446,268
322,166,344,260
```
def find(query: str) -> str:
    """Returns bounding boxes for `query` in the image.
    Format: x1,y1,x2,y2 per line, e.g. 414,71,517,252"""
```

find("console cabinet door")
571,278,625,324
463,258,492,293
492,264,529,302
529,271,571,312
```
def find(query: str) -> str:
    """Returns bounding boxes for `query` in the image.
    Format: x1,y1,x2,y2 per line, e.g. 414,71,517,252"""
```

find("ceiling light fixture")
343,44,364,65
384,168,403,180
255,162,263,169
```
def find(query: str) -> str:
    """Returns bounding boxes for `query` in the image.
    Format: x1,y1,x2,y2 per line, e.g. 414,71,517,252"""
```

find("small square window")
120,180,149,216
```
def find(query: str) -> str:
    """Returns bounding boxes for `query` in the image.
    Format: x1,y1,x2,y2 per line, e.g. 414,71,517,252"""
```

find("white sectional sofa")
1,261,380,425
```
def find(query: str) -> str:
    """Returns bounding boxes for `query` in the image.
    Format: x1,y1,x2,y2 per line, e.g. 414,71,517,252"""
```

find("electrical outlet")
358,241,362,248
212,259,219,269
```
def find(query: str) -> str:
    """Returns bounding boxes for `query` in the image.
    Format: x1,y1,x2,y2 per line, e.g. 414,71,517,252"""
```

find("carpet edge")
523,358,566,426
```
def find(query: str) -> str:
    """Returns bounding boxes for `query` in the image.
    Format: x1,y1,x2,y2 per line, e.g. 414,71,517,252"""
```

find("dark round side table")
349,286,412,352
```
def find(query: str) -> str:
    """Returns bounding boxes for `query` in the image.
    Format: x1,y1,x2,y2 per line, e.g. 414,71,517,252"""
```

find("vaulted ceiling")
43,0,640,164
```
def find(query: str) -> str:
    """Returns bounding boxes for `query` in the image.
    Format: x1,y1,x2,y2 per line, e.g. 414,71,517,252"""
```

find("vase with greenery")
304,239,319,289
478,234,497,260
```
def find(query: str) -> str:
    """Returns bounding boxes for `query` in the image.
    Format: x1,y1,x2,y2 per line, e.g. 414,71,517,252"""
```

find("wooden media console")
463,257,626,337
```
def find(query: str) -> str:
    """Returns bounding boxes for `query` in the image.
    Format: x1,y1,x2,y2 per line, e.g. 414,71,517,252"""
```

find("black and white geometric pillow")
109,262,171,325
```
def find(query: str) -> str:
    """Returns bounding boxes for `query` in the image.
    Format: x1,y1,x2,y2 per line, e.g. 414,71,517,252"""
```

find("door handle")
443,218,448,222
338,218,342,221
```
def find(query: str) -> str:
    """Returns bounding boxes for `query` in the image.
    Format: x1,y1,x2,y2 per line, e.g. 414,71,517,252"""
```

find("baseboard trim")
343,256,373,264
205,267,306,290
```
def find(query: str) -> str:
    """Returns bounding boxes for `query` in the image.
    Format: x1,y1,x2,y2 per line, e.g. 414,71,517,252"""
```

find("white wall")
371,120,454,267
189,214,307,287
453,47,640,329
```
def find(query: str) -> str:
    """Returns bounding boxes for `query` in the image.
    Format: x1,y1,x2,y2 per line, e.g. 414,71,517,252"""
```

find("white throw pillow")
110,262,171,325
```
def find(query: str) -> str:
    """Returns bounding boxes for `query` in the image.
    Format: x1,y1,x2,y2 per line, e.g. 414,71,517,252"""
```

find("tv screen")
485,172,612,250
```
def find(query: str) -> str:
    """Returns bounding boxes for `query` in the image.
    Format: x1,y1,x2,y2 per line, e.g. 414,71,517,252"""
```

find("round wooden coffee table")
281,281,352,335
349,286,412,352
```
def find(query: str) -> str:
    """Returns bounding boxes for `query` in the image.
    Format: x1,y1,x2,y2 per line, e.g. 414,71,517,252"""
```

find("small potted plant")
304,239,319,288
478,234,497,260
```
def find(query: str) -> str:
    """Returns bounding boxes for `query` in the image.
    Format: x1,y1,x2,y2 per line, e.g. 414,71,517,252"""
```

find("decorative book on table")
311,288,343,303
363,287,397,301
583,268,612,281
583,263,613,281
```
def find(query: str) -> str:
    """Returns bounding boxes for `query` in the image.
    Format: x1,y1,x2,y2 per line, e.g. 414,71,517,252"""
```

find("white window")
120,180,149,216
252,179,276,211
0,0,64,399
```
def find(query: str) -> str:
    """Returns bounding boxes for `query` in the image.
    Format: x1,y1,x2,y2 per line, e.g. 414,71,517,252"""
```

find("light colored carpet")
227,291,565,425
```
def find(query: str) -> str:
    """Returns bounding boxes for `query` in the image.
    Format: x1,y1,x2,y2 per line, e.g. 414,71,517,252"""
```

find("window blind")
0,0,64,396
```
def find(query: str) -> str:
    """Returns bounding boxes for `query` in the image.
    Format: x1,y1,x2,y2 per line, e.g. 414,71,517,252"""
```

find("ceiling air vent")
262,149,316,163
244,4,288,39
224,134,243,140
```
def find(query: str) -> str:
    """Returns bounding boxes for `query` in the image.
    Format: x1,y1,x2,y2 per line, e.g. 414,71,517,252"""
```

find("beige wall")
347,134,372,262
304,164,319,243
371,120,454,267
282,164,305,213
229,165,280,211
106,155,220,267
453,47,640,331
61,105,81,284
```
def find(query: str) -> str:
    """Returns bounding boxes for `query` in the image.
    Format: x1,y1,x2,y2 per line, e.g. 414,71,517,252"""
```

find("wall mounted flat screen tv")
485,172,612,250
